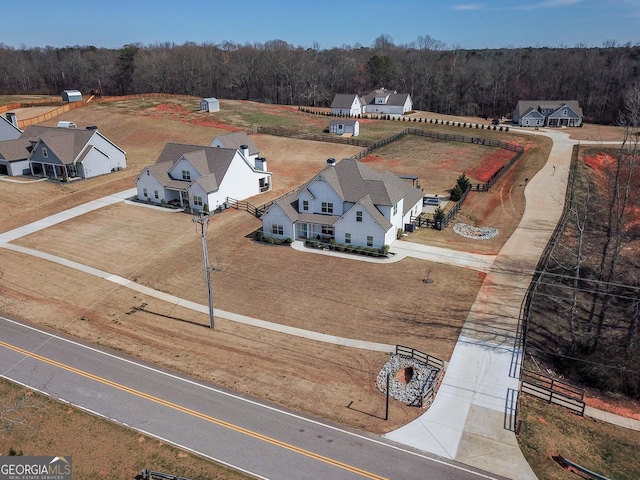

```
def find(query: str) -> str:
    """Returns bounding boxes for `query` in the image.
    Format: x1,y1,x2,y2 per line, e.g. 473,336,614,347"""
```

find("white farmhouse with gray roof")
361,89,413,115
330,94,364,116
513,100,583,127
135,138,271,212
261,158,423,249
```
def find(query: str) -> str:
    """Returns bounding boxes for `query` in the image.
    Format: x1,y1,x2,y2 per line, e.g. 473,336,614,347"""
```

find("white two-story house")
135,138,271,212
261,158,423,249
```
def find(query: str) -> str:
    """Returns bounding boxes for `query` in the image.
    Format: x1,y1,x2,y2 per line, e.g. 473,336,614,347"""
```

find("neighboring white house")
0,125,126,179
329,119,360,137
0,113,22,141
513,100,583,127
261,158,423,249
135,139,271,212
200,97,220,113
330,94,364,116
361,89,413,115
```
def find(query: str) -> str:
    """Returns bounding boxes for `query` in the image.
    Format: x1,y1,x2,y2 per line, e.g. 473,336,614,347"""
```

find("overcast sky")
3,0,639,50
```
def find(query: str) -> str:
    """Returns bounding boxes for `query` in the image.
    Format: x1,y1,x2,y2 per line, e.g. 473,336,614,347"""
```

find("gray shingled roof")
330,94,360,109
0,138,33,161
151,142,236,193
362,89,410,108
515,100,583,117
329,119,358,127
213,131,259,156
21,126,95,164
271,158,421,226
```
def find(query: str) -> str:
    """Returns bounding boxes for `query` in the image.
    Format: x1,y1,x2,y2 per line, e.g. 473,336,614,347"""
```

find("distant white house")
200,97,220,113
135,134,271,212
61,90,83,103
329,119,359,137
330,94,363,116
0,113,22,142
361,89,413,115
513,100,583,127
261,158,423,249
330,89,412,117
0,125,126,179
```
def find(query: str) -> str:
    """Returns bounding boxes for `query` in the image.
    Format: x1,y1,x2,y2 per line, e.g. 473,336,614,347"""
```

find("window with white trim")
302,200,309,211
182,170,191,181
42,147,48,158
345,233,351,244
393,203,398,215
356,211,362,222
321,202,333,214
367,236,373,247
143,188,148,197
271,224,284,235
154,190,159,199
321,226,334,236
193,195,203,206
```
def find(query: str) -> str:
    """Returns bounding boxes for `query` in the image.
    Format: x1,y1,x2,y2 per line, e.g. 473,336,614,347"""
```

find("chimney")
240,144,249,158
326,158,336,167
6,112,18,127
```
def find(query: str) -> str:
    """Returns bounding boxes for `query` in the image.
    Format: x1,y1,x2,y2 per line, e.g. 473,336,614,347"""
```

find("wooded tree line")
0,36,639,123
528,86,640,397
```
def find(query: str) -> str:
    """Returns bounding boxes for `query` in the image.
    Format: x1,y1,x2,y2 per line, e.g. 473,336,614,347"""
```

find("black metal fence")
513,145,581,430
520,369,586,416
395,345,445,408
250,126,525,226
255,126,372,147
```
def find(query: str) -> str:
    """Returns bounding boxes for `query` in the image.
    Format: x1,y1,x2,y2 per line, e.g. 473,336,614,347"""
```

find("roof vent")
327,158,336,166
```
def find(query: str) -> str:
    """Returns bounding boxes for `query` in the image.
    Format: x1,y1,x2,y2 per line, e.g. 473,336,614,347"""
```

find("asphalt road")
0,316,507,480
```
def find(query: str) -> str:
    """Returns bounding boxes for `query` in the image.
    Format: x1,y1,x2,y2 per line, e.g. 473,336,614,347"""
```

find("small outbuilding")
61,90,83,103
200,97,220,113
329,119,360,137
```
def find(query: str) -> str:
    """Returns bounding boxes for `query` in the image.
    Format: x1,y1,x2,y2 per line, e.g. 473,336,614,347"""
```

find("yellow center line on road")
0,340,388,480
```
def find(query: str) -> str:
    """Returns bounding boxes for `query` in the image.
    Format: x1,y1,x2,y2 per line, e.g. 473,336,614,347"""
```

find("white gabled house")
261,158,423,249
513,100,583,127
135,137,271,212
362,89,413,115
330,94,363,116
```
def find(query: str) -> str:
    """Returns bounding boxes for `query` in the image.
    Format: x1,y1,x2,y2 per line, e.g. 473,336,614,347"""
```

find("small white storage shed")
200,97,220,113
329,119,360,137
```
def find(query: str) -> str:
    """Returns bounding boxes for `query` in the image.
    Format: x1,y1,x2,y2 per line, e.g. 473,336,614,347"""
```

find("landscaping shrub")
449,184,464,201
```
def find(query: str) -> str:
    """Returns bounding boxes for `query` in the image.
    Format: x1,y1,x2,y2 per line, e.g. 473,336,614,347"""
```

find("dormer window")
182,170,191,181
42,147,48,158
302,200,309,211
356,211,363,222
